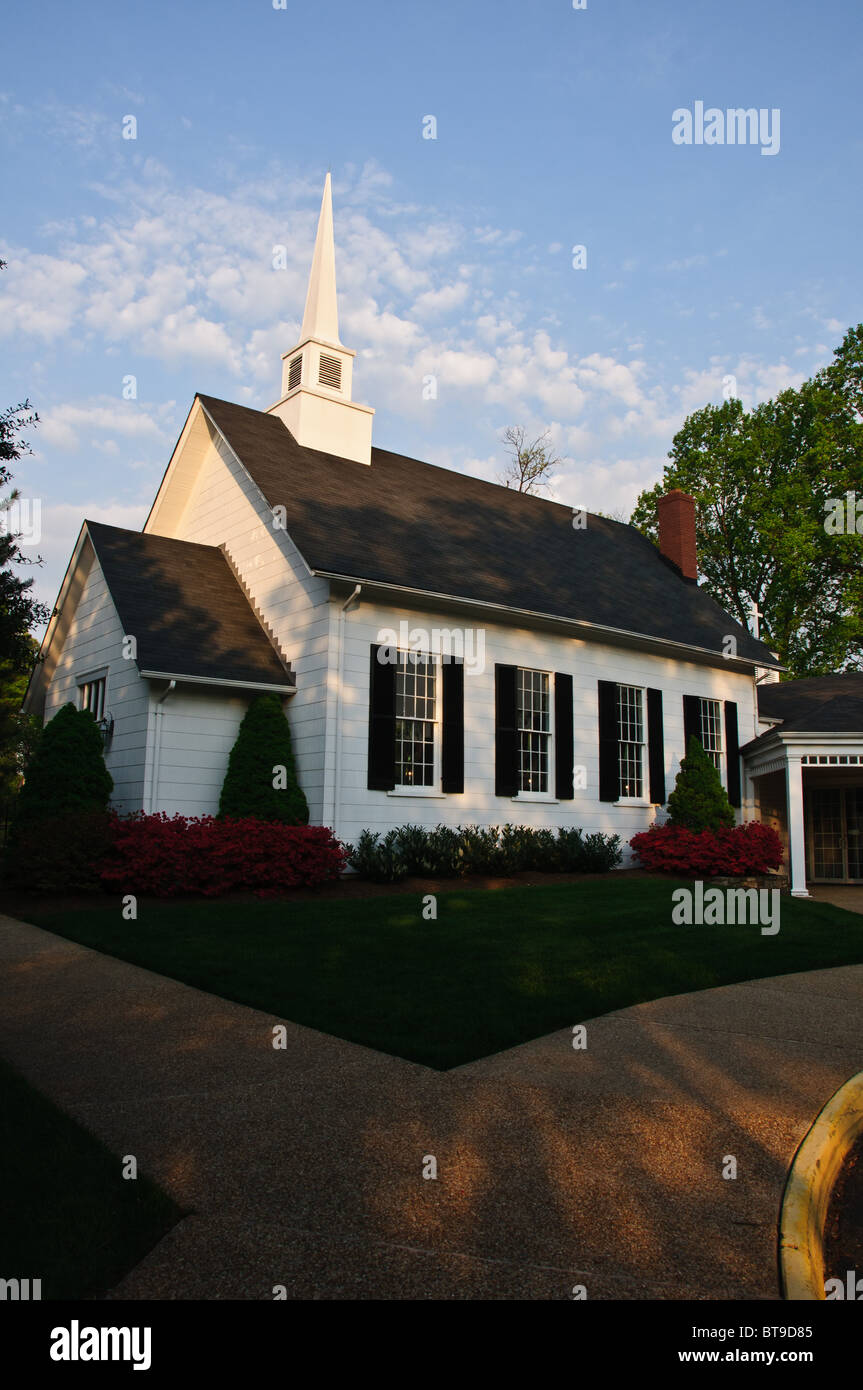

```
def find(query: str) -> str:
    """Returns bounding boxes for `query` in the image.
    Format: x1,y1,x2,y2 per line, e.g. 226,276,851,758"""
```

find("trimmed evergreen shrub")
394,824,433,876
347,829,408,883
567,829,624,873
347,822,623,880
423,824,465,876
666,735,736,833
497,824,533,873
459,825,505,875
219,695,308,825
4,703,113,890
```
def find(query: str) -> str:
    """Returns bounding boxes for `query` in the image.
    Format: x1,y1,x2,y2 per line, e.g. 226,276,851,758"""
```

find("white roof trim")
139,670,295,694
318,571,782,673
22,523,97,714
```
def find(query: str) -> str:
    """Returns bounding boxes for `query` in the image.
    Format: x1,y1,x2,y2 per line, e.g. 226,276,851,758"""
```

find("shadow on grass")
0,1058,186,1300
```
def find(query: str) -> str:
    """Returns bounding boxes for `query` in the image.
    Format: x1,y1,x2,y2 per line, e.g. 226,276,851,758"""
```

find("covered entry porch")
743,736,863,898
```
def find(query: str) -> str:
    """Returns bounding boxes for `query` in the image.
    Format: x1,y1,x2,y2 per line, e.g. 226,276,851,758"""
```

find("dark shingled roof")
86,521,293,689
756,674,863,734
197,394,777,666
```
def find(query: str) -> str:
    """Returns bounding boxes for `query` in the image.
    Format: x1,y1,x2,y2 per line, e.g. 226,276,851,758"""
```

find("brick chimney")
657,489,697,581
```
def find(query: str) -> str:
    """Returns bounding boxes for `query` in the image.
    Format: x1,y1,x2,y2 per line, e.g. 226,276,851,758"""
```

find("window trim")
393,649,441,792
615,682,646,802
514,665,554,797
698,696,724,775
78,671,108,723
387,788,447,799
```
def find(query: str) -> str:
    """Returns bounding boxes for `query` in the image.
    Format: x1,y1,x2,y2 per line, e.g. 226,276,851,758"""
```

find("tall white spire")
268,174,374,465
299,172,341,347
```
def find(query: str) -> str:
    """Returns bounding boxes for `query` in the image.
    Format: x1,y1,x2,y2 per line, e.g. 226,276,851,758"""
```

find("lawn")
19,879,863,1069
0,1059,184,1299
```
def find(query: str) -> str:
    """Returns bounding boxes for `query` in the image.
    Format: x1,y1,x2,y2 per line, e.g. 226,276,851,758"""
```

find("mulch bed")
2,867,659,915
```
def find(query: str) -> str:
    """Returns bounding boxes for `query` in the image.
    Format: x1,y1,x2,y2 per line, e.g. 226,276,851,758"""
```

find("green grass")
19,879,863,1070
0,1059,184,1299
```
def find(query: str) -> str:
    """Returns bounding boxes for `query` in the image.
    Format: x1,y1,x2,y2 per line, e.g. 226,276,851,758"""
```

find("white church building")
25,177,863,897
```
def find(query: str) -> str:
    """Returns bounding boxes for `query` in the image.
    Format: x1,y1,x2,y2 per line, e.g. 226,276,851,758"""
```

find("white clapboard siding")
331,597,760,862
152,426,332,821
44,556,150,814
142,686,251,817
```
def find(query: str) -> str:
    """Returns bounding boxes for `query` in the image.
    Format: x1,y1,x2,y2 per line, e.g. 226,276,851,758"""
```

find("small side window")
79,677,107,723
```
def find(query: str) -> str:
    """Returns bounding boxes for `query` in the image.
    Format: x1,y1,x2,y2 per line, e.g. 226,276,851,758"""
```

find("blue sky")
2,0,861,609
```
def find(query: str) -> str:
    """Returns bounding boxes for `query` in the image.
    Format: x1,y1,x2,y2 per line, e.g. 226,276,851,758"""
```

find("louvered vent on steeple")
318,354,342,391
287,354,303,391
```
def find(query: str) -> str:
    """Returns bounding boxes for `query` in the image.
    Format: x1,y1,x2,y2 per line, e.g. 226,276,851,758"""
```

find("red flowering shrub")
100,813,348,897
629,821,783,877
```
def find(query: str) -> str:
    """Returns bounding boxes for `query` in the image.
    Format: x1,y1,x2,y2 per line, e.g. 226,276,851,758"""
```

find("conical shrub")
219,694,309,825
5,702,113,889
666,734,735,833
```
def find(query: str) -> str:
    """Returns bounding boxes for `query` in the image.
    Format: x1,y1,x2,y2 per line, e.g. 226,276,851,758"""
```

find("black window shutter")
554,673,574,800
646,688,665,805
367,644,396,790
725,700,741,807
495,664,518,797
441,660,464,794
597,679,619,802
682,694,702,753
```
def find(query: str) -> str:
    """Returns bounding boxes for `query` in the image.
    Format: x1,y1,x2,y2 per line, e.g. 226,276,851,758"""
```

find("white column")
786,755,809,897
742,766,756,824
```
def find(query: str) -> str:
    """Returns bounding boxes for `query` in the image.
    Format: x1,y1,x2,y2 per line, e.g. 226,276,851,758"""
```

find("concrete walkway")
1,911,862,1300
810,885,863,913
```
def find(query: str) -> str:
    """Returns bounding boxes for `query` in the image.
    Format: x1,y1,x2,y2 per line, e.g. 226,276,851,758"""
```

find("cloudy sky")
2,0,861,610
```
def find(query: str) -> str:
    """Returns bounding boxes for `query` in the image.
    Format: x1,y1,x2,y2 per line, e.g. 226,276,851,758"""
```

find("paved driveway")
1,912,862,1299
810,885,863,914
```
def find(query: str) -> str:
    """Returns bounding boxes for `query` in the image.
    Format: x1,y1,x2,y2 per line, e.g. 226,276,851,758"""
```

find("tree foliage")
1,399,48,671
4,703,113,889
219,694,309,825
630,325,863,678
0,255,48,838
666,735,736,833
0,639,41,825
1,258,47,670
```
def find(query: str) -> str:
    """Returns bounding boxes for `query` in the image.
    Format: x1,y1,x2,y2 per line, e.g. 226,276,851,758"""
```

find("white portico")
742,676,863,897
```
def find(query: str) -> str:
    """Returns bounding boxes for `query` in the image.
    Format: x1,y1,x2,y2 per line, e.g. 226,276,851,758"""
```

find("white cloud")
37,398,172,453
31,500,150,612
411,281,470,318
4,148,839,606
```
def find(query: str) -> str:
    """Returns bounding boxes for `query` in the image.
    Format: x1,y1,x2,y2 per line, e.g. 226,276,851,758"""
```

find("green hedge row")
347,823,623,882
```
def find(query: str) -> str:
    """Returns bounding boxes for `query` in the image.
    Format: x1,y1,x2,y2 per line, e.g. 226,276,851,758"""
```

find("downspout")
334,586,361,844
149,680,176,814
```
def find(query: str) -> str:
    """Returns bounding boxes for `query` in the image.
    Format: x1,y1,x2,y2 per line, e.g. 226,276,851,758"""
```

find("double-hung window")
616,684,645,799
517,667,551,793
394,651,437,787
698,697,723,771
79,676,107,723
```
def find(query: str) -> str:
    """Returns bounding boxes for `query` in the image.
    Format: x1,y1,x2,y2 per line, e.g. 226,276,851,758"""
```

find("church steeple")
268,174,374,466
299,172,341,347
